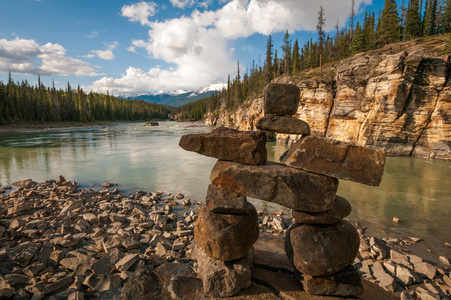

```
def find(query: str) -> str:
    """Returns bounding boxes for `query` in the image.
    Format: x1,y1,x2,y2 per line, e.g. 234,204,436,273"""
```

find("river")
1,121,450,244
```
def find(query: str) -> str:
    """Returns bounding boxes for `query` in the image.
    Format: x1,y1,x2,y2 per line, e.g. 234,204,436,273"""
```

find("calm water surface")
0,122,450,243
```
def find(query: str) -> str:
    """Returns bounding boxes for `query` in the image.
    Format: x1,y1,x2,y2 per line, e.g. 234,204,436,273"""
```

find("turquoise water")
0,121,450,243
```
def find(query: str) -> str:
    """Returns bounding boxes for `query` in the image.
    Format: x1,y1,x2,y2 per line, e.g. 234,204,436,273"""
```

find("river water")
0,121,450,243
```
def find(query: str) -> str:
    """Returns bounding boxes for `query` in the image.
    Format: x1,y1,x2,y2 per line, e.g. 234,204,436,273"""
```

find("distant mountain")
120,83,226,107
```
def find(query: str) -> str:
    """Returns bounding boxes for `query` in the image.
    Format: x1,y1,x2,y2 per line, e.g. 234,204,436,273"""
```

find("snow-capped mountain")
119,83,226,107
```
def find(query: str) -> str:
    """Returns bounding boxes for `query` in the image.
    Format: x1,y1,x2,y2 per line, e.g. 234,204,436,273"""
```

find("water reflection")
0,123,450,243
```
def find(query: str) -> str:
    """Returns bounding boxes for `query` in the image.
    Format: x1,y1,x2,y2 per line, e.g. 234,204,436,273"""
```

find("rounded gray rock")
285,220,359,276
292,195,351,225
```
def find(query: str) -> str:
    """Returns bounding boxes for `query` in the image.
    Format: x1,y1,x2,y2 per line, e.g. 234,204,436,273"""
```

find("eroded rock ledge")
205,37,451,160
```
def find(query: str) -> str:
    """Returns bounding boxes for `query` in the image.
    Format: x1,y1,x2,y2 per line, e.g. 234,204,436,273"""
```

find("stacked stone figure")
179,83,386,297
257,83,386,296
179,127,264,297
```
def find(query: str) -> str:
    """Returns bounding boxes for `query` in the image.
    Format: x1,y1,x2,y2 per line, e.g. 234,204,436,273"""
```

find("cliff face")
205,38,451,160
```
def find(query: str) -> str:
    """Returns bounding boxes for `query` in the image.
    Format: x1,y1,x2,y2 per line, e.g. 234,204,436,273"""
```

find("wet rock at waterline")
194,204,259,261
205,184,249,215
210,160,338,212
264,83,300,116
282,136,387,186
292,195,352,225
285,221,360,276
179,127,267,165
256,115,311,135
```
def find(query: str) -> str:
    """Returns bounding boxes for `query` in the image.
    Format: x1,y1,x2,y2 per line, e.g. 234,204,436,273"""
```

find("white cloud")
127,45,137,53
86,31,99,39
85,42,119,60
0,37,97,76
121,2,157,26
93,0,371,93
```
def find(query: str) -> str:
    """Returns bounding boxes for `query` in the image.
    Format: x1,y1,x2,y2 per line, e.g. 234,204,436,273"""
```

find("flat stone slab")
293,195,351,225
179,127,267,165
256,115,310,135
206,184,249,215
264,83,300,115
281,136,386,186
210,160,338,212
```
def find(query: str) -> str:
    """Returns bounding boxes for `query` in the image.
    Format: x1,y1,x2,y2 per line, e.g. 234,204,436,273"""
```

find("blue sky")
0,0,391,95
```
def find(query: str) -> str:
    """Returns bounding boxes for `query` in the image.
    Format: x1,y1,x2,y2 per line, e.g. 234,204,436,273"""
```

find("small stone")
90,248,124,275
396,265,421,286
179,127,267,165
371,261,398,292
182,199,191,206
194,203,259,261
263,83,300,115
43,276,73,295
176,193,184,199
415,262,437,280
281,136,386,186
285,221,359,276
153,262,196,285
439,256,450,265
205,184,249,215
292,195,351,224
256,115,310,135
115,253,140,272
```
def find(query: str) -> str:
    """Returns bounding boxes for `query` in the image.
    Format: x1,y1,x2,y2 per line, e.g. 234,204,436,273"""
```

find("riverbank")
0,121,140,134
0,176,450,299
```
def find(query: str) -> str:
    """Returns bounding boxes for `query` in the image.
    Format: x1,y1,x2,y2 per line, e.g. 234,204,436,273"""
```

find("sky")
0,0,392,95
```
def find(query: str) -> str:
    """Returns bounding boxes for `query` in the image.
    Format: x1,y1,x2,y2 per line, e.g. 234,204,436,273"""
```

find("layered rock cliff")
205,37,451,160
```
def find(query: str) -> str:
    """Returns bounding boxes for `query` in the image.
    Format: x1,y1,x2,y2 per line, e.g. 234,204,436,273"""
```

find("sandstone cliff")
205,37,451,160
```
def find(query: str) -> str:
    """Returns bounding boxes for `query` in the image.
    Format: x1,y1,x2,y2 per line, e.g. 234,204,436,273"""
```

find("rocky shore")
0,177,450,299
0,121,137,134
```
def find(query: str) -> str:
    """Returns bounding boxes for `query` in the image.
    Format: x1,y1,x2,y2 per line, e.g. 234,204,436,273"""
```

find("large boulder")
210,160,338,212
285,221,359,276
191,242,253,298
179,127,267,165
205,184,249,215
281,136,386,186
194,203,259,261
264,83,300,115
292,195,351,225
256,115,310,135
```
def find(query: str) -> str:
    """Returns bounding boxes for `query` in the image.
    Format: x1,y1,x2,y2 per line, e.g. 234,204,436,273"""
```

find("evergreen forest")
0,74,171,125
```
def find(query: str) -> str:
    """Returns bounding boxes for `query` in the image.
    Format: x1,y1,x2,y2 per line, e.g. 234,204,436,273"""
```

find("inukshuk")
257,83,387,296
179,83,386,297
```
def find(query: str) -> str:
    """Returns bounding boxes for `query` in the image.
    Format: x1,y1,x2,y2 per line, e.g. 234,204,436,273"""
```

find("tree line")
0,74,171,124
175,0,451,121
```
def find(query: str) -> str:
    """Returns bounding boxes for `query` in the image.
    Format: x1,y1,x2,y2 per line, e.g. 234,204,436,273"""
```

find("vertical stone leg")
284,220,363,296
192,184,259,297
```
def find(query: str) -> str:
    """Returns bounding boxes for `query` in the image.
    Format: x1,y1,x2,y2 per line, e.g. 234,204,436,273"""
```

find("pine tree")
404,0,421,39
350,0,356,39
292,39,300,74
351,22,366,54
443,0,451,32
363,12,376,48
281,30,292,75
264,35,274,85
273,50,279,78
317,6,326,73
379,0,401,45
423,0,438,35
